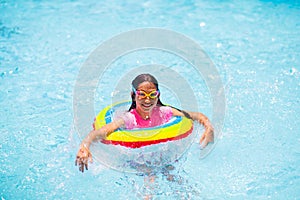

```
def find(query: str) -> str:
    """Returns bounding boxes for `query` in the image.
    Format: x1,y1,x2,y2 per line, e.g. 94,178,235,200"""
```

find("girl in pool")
75,73,214,172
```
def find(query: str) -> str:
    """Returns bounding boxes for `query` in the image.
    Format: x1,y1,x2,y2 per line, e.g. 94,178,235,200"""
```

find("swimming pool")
1,0,299,199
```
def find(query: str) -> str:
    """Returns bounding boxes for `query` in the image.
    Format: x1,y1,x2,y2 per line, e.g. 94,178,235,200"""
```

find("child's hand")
200,127,214,148
75,144,93,173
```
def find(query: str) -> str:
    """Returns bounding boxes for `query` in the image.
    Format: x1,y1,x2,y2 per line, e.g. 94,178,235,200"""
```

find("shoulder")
117,110,137,129
119,110,136,121
170,107,185,117
158,105,172,112
154,105,173,115
114,110,135,123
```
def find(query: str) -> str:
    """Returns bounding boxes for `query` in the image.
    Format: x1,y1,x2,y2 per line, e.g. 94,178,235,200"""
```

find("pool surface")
1,0,299,199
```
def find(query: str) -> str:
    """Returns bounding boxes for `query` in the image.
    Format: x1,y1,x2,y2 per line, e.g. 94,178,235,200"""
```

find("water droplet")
199,22,206,27
289,67,297,75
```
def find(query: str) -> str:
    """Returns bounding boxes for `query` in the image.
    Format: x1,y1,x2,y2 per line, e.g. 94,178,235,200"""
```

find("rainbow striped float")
94,102,193,148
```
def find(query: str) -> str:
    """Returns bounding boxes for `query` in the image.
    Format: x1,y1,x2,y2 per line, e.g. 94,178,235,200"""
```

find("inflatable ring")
94,102,194,148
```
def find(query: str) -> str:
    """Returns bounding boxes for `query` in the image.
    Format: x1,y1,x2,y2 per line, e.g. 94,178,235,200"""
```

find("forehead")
137,81,157,91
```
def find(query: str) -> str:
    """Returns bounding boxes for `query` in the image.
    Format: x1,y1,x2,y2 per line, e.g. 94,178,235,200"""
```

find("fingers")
75,156,88,173
200,133,205,144
76,155,91,172
79,160,87,172
84,157,89,171
199,130,211,148
80,162,84,172
75,146,92,173
200,139,208,148
88,154,93,163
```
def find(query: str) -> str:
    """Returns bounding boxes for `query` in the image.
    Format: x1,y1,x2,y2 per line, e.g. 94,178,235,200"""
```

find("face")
134,81,159,114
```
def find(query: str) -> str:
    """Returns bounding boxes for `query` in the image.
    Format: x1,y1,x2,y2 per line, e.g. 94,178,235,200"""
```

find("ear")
131,91,136,100
131,91,135,97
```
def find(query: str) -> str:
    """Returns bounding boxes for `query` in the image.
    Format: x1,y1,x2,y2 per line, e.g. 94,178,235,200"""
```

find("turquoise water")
1,0,300,199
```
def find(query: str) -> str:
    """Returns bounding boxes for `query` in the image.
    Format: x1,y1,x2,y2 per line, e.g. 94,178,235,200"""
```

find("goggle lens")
135,90,160,99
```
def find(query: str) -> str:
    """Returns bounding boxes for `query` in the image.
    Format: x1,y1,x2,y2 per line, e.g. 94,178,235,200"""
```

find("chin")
141,107,153,112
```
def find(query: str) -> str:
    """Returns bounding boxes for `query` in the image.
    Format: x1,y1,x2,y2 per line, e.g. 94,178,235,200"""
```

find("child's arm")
75,119,124,172
171,108,214,148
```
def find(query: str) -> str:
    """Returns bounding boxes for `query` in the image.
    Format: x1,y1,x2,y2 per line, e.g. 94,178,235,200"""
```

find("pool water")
1,0,299,199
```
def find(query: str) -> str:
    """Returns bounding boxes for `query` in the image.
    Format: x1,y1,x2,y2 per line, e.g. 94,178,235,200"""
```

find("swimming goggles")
132,87,160,99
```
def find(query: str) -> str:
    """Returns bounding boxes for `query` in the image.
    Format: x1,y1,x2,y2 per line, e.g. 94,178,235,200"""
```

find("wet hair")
128,73,192,119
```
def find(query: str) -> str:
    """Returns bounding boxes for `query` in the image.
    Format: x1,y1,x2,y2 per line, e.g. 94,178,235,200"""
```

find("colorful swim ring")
94,102,194,148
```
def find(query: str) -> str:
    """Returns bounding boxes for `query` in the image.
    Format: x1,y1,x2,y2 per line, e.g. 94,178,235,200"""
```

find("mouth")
141,103,153,109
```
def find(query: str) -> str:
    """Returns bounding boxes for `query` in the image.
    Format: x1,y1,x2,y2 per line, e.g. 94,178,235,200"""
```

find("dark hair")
128,73,192,119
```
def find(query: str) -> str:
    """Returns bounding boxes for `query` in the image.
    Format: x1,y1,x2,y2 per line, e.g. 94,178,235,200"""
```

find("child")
75,74,214,172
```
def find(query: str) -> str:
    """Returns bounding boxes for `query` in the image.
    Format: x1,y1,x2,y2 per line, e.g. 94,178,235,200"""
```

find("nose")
144,96,151,102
